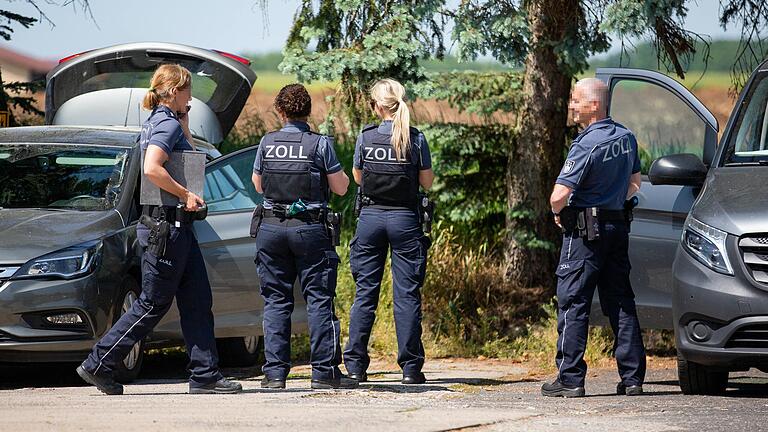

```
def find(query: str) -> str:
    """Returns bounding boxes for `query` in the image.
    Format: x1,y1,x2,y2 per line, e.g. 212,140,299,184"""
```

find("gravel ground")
0,354,766,432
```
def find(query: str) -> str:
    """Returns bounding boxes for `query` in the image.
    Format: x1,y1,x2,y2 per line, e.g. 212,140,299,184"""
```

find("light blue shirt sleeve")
631,134,641,174
252,136,266,174
417,132,432,170
352,134,364,169
320,136,343,174
556,141,592,189
147,117,183,156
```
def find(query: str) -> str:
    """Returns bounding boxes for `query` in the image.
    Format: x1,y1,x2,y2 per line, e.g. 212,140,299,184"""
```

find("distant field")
252,71,336,93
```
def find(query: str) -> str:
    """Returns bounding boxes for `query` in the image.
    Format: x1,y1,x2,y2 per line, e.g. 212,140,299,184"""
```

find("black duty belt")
263,207,324,223
142,205,195,225
597,209,626,221
360,195,417,211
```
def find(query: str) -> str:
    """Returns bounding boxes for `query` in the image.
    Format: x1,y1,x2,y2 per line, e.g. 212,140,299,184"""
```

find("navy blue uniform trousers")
255,218,342,381
555,220,646,387
344,208,429,376
82,225,222,387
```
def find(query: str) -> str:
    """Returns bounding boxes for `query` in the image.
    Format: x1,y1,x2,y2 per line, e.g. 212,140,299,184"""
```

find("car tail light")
212,50,251,66
58,50,91,64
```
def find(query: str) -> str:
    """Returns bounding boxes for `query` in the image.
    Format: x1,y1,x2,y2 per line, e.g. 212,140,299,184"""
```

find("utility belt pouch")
560,207,578,232
324,210,342,246
140,214,170,256
250,204,264,238
585,207,600,241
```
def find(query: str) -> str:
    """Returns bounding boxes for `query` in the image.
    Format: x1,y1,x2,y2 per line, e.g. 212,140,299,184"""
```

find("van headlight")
14,240,103,280
682,218,733,275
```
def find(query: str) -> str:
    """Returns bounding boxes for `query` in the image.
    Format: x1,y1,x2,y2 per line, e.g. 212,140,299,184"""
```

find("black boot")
189,378,243,394
617,382,643,396
402,372,426,385
76,365,124,396
541,379,585,398
348,371,368,383
311,374,359,389
261,376,287,389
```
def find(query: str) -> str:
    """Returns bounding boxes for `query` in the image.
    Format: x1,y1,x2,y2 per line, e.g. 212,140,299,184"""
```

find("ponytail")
391,98,411,160
142,64,192,111
142,88,161,111
370,79,411,161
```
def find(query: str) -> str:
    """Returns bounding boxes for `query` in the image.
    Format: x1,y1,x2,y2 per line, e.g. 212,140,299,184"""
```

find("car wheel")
217,335,264,367
112,277,145,383
677,351,728,395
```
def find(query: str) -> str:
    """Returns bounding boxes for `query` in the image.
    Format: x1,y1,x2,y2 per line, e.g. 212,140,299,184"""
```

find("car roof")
0,125,139,147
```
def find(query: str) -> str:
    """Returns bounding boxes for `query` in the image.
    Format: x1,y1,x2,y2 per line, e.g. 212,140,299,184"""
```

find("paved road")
1,354,767,431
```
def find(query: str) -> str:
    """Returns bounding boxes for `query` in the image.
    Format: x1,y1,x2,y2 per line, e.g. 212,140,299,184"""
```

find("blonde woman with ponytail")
76,64,242,396
344,78,435,385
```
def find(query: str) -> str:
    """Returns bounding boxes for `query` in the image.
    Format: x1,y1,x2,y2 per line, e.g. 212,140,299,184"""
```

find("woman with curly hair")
251,83,355,389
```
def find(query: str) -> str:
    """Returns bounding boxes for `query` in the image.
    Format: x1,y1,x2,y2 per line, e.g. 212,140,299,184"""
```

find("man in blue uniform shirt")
542,78,646,398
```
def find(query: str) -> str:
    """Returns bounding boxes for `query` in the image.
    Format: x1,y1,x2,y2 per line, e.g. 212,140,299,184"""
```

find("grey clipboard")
139,150,206,206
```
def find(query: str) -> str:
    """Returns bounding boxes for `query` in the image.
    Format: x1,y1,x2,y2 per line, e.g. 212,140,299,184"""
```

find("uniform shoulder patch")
563,159,576,174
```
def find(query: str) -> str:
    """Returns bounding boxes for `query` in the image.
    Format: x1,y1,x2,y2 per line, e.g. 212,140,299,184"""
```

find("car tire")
677,352,728,395
217,336,264,367
111,277,145,383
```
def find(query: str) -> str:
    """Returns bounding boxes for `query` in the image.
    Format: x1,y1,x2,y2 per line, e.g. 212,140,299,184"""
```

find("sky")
0,0,745,61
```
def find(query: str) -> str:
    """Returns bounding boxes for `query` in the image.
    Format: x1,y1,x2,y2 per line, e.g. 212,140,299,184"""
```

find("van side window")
203,149,262,212
609,80,707,174
725,72,768,163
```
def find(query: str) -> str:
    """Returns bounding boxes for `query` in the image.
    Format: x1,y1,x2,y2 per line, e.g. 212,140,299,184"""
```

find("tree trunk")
504,0,581,290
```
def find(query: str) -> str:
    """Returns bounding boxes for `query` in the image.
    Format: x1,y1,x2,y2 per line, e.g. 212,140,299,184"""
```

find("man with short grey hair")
542,77,646,398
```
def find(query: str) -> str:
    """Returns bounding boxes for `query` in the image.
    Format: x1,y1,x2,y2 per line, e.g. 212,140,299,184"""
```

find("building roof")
0,46,56,74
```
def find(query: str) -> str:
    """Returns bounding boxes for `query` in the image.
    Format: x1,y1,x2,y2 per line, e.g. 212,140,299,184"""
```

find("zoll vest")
260,130,328,204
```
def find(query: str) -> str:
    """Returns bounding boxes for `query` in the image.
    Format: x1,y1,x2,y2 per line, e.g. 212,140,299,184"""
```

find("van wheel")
112,277,145,383
217,336,264,367
677,351,727,395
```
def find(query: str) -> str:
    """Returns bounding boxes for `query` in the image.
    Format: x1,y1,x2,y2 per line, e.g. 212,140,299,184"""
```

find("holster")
354,187,363,218
624,196,639,233
250,204,264,238
418,193,435,234
324,210,342,247
139,214,170,256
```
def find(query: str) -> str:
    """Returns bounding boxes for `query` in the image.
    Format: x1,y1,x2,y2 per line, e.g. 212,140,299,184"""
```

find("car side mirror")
648,153,708,186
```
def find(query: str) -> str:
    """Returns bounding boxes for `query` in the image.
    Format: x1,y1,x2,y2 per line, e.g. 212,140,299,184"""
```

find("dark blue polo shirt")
556,117,640,210
139,105,193,154
353,120,432,169
252,121,342,210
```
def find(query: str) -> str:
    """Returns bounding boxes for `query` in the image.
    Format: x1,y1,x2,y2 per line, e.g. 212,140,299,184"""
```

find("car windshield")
723,71,768,165
0,144,130,210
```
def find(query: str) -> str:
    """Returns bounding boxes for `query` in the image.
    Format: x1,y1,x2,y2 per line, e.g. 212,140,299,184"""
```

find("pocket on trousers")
555,259,585,309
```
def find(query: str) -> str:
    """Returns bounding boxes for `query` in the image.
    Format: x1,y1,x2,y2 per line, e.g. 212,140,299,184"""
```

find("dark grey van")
595,66,768,394
0,43,307,381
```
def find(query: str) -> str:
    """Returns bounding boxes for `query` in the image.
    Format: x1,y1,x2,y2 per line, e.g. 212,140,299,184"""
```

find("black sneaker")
348,371,368,383
617,382,643,396
189,378,243,394
402,372,426,385
76,365,124,396
541,379,585,398
311,374,359,389
261,376,286,389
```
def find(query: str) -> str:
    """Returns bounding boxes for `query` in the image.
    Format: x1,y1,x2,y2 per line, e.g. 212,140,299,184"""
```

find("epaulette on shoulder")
362,123,378,132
